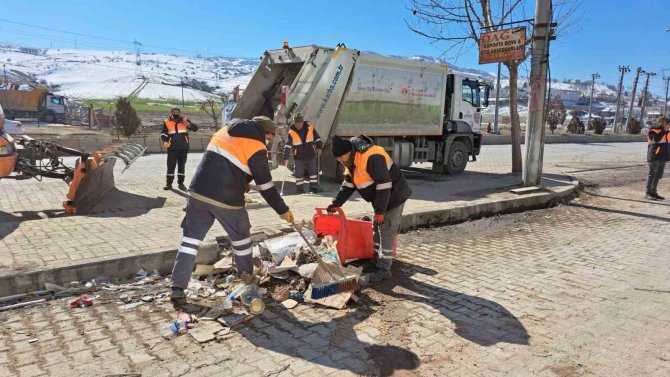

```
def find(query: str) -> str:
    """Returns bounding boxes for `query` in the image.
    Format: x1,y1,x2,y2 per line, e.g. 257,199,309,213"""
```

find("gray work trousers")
294,159,318,187
372,203,405,271
171,197,252,290
646,160,666,194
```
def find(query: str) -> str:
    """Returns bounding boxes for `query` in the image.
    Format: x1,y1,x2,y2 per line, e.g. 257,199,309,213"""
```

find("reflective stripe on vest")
350,145,393,189
165,117,190,134
648,129,669,155
207,126,266,175
288,124,315,147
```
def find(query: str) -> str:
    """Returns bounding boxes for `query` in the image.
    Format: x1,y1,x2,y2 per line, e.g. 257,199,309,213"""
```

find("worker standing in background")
170,116,294,309
326,135,412,283
645,116,669,200
283,114,323,194
161,107,197,191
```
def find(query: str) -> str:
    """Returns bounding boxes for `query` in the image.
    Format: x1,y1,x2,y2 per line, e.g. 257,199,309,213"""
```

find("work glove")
280,210,294,224
163,141,170,149
326,203,339,214
373,213,385,224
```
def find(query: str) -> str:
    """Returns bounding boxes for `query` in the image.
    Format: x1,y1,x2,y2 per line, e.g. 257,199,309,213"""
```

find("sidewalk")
0,153,578,296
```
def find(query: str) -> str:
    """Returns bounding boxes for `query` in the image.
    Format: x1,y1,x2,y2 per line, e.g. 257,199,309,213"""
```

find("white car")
2,119,25,135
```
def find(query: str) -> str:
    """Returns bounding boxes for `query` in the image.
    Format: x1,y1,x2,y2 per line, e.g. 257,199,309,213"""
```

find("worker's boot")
653,192,665,200
361,268,392,285
296,186,305,194
170,288,187,310
309,184,320,193
178,183,188,191
163,183,172,191
645,192,659,200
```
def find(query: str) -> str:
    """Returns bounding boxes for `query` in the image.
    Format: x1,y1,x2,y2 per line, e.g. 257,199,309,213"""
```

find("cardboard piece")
213,256,234,270
304,261,362,310
189,321,223,343
267,255,298,274
193,264,215,276
217,313,253,328
281,299,299,309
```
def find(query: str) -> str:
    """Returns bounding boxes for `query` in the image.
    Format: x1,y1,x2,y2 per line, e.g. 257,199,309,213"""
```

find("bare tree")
199,98,224,128
407,0,580,172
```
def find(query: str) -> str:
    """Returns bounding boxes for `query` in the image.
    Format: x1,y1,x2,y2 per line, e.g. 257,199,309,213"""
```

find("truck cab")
44,94,67,122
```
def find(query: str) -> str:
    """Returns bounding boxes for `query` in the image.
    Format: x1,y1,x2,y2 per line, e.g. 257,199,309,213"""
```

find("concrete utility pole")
613,65,629,133
626,67,643,131
639,72,656,125
181,78,185,107
663,75,669,118
587,73,601,131
523,0,553,187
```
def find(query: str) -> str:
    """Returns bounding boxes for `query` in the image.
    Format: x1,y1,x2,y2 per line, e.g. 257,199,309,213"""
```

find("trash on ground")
188,321,223,343
121,302,145,310
193,264,215,276
28,338,38,344
305,262,362,309
69,295,94,308
218,313,253,328
213,256,233,270
160,318,190,339
281,299,299,309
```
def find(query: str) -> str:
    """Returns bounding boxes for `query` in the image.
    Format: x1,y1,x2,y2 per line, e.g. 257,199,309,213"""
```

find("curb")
0,178,580,297
482,134,645,145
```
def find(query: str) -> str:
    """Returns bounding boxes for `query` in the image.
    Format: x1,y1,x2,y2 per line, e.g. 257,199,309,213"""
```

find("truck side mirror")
483,86,490,108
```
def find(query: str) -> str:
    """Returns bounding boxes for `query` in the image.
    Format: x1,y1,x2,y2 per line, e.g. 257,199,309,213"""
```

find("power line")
0,17,201,55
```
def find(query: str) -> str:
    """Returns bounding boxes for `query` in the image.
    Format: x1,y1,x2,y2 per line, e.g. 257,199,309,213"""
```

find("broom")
291,222,359,299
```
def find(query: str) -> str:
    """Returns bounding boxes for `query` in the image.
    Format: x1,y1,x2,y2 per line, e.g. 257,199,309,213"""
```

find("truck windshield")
50,97,63,105
461,79,481,108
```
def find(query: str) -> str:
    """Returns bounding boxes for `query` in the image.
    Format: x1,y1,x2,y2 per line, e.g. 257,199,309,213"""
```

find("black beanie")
331,136,352,157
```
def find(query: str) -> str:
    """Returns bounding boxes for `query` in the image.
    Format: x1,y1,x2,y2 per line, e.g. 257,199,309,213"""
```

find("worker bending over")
170,116,293,308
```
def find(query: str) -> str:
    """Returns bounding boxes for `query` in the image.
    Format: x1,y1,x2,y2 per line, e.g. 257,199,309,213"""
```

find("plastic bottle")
160,319,190,339
220,284,248,309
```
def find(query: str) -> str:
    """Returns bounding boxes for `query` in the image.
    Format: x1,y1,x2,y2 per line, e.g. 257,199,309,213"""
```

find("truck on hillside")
231,43,490,177
0,86,68,123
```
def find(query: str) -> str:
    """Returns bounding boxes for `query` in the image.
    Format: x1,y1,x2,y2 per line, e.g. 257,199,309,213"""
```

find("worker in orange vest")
326,135,412,283
169,116,294,309
646,116,669,200
283,114,323,194
161,107,197,191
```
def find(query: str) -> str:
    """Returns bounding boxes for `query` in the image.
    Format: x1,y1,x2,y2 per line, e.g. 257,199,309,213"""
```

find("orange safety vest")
344,145,393,189
165,116,190,143
206,126,267,176
648,128,669,156
288,124,315,151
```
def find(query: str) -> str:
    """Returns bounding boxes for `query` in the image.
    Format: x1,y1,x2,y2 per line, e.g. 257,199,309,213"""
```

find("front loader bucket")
64,157,117,215
63,141,146,215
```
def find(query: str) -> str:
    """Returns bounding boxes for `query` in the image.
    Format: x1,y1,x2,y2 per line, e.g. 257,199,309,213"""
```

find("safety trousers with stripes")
372,202,405,271
171,196,253,290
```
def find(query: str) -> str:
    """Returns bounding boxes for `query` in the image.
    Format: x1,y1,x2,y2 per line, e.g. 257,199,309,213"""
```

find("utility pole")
626,67,643,132
181,78,185,107
523,0,553,187
613,65,629,133
3,64,6,86
587,73,601,131
663,75,669,118
493,2,506,135
639,72,656,125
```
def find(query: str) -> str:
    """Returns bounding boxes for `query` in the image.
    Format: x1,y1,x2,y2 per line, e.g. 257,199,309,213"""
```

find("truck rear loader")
231,44,489,177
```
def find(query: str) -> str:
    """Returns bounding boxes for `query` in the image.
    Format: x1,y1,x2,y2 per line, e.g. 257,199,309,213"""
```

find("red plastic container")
312,207,396,263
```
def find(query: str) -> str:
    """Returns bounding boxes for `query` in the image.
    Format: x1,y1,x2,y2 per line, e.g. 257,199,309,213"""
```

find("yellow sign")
479,27,526,64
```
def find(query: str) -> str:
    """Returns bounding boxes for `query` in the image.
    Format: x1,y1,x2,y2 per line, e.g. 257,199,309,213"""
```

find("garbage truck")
0,86,68,123
231,43,490,177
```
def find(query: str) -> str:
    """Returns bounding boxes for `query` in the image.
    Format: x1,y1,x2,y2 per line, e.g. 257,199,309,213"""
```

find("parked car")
2,119,25,135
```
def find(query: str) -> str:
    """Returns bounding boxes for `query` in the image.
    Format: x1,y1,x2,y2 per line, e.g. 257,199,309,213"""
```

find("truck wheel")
46,112,57,123
446,140,468,175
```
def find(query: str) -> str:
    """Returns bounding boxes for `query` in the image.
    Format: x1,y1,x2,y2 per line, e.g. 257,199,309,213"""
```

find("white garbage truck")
231,43,489,177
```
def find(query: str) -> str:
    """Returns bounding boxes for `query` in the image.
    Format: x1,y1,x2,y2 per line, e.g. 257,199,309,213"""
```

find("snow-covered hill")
0,47,256,101
1,45,627,103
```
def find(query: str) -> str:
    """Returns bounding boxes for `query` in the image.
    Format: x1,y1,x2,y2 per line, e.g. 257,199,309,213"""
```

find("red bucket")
312,207,396,263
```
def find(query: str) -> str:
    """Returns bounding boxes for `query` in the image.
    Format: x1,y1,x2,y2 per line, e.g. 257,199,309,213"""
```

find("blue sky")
2,0,669,94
